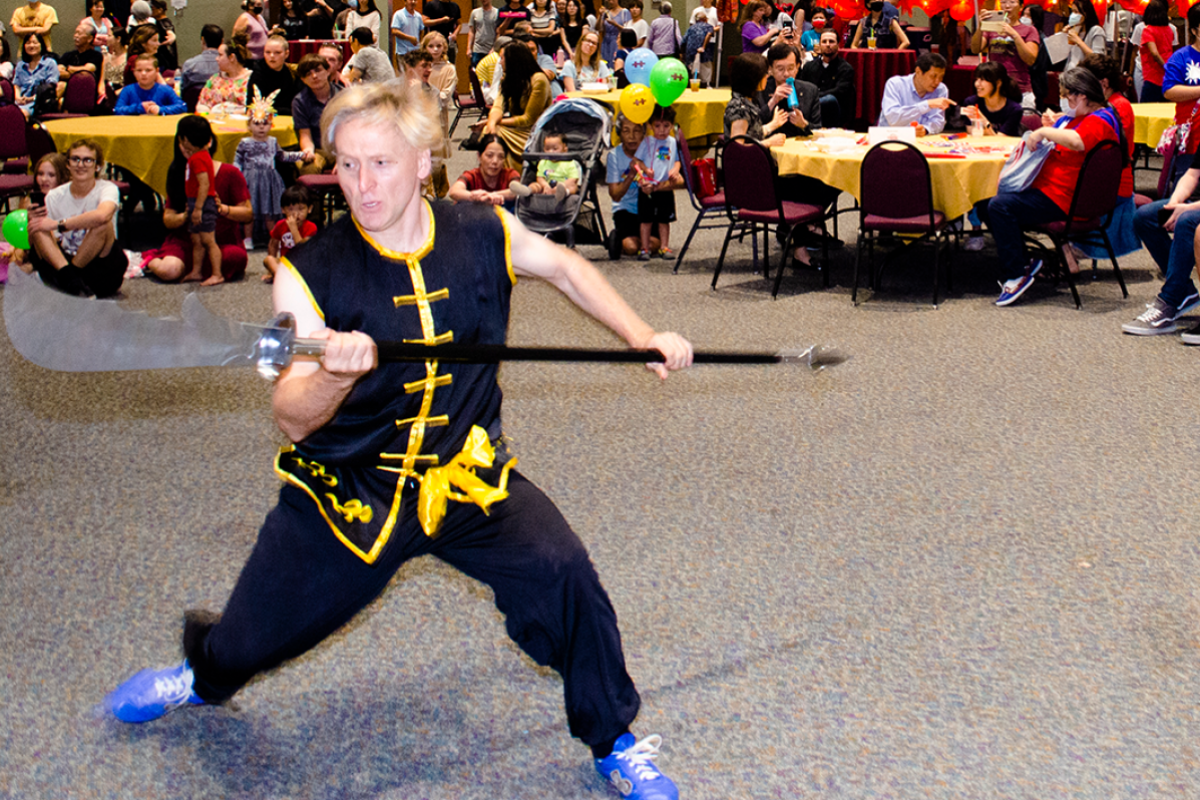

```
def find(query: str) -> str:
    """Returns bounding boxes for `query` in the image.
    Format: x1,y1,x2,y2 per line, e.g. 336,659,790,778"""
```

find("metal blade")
777,345,850,371
4,267,268,372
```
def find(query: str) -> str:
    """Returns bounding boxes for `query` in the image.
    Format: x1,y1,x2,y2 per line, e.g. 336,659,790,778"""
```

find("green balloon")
2,208,29,250
649,57,688,107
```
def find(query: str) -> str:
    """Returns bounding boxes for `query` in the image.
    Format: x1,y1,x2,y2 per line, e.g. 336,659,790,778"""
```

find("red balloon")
949,1,974,20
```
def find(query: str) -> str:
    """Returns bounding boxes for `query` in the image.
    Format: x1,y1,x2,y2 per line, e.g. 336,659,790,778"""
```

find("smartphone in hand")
30,190,45,208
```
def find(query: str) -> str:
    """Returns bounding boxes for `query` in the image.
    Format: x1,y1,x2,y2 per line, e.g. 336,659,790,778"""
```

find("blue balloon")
624,48,659,88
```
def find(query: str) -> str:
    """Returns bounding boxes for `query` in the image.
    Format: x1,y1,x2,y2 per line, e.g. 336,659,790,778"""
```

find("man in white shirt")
26,138,126,298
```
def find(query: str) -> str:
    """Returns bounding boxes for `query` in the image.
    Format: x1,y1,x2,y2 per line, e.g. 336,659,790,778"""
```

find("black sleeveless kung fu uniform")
183,202,640,746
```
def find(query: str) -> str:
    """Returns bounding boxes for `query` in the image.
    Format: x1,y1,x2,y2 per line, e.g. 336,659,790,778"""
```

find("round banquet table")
41,114,299,198
287,39,352,64
1132,102,1176,147
564,87,732,142
773,134,1018,221
840,48,916,126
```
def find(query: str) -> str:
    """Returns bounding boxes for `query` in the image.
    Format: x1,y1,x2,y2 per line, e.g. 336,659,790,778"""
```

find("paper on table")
1044,32,1070,65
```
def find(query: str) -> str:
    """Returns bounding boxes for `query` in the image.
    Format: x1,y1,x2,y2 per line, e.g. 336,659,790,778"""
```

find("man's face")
770,51,798,84
133,59,157,87
405,0,417,10
320,47,342,73
1000,0,1019,16
334,117,429,238
914,66,945,96
524,40,539,58
819,32,838,58
67,146,99,181
264,40,287,70
619,119,645,152
415,59,432,82
75,24,95,49
303,64,330,91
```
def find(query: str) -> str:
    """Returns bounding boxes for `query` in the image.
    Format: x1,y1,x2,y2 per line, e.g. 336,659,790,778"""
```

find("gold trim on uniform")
494,206,518,286
281,257,325,321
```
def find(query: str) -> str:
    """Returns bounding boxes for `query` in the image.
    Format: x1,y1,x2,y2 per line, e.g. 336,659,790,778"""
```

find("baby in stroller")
509,132,580,205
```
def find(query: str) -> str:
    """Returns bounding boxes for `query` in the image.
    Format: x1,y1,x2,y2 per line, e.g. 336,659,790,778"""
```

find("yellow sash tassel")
417,425,516,536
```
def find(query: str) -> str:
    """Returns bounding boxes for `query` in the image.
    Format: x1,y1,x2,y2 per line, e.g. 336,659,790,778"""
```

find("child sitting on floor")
509,132,580,205
631,104,683,260
262,184,317,283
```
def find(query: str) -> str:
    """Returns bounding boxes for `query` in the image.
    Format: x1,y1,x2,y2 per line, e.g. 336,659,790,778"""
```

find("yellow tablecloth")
565,88,732,142
41,115,298,197
773,135,1018,221
1132,102,1175,148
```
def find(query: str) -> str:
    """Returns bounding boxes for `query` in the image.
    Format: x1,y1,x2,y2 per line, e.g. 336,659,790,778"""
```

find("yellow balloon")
619,83,655,125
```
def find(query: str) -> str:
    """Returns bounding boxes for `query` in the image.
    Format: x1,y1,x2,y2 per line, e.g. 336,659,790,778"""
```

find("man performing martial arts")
106,80,692,800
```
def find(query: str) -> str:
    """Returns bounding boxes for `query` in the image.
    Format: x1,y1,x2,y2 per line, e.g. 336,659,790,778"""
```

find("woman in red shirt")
447,135,520,209
976,67,1119,307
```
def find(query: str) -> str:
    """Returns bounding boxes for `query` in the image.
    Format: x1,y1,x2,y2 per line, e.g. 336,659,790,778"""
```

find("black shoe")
607,230,622,261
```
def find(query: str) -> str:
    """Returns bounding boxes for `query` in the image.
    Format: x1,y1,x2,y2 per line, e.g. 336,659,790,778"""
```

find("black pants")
184,470,640,746
31,246,126,298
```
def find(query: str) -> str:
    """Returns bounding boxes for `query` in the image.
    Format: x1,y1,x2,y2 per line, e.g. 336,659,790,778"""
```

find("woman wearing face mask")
974,67,1120,307
971,0,1039,111
851,0,909,50
1063,0,1104,72
234,0,270,62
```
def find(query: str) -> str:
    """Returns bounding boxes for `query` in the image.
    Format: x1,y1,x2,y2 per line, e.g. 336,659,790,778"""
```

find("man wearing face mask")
880,51,952,135
800,27,855,129
971,0,1039,111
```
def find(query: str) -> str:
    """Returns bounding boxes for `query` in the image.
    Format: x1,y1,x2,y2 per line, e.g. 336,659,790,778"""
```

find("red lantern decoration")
949,0,974,20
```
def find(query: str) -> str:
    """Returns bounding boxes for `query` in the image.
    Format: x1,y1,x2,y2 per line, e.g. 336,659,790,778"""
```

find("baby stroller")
514,97,611,247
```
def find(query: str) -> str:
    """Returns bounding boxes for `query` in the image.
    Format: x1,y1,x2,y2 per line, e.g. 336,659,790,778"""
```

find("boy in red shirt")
178,125,224,286
263,184,317,283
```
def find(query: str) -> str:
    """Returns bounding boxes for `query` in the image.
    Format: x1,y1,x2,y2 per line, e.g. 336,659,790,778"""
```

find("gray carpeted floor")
2,139,1200,799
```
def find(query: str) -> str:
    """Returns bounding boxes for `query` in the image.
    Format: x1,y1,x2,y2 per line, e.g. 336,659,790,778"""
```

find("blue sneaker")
996,260,1041,307
1177,291,1200,317
595,733,678,800
107,661,204,723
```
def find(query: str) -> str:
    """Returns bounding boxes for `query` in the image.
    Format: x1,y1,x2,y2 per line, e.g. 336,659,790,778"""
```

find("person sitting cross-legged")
26,138,127,298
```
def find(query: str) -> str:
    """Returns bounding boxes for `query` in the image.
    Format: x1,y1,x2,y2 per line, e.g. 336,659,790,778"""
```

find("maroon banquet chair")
1022,139,1127,309
671,129,731,273
712,135,830,299
853,141,955,307
1135,136,1178,207
42,72,97,119
0,77,14,105
449,69,490,138
0,104,32,176
182,83,202,113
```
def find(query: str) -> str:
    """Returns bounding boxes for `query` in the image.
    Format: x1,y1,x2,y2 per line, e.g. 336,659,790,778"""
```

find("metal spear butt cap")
254,312,297,380
777,345,850,371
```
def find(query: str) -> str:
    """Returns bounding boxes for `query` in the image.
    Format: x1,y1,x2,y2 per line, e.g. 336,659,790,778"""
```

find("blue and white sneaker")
595,733,678,800
1176,291,1200,317
107,660,204,723
996,259,1041,307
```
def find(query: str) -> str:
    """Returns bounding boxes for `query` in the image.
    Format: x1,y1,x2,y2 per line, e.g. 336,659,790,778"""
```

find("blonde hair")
322,80,443,156
420,30,449,60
